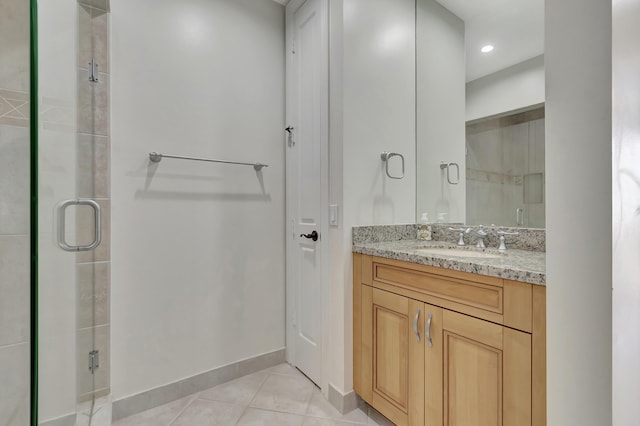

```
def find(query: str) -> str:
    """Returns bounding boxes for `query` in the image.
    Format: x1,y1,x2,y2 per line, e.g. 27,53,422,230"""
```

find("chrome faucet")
448,228,466,246
497,230,519,251
465,226,488,249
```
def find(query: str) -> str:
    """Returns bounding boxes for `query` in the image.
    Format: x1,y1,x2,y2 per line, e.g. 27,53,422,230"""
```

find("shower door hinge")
88,57,99,82
89,350,100,374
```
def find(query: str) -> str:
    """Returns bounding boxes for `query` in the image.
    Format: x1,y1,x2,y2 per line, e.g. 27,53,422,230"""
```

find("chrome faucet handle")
448,228,466,246
496,230,519,251
465,227,488,249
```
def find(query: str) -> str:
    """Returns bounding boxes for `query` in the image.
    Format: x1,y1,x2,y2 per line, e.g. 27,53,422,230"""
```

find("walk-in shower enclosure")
1,0,111,424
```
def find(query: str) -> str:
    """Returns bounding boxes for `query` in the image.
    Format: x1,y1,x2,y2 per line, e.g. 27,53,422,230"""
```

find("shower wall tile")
530,119,545,173
77,71,110,136
78,5,92,68
0,236,29,347
0,0,30,422
0,89,29,127
75,0,111,404
0,0,30,92
0,97,13,116
0,115,29,128
466,111,546,228
77,133,110,198
91,9,109,74
0,88,29,103
40,96,75,130
76,325,110,400
78,5,110,74
0,124,29,235
0,342,30,426
77,261,111,329
78,0,110,13
76,199,111,263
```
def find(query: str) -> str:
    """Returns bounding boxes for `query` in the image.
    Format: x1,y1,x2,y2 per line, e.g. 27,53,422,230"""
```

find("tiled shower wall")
76,0,111,403
0,0,31,423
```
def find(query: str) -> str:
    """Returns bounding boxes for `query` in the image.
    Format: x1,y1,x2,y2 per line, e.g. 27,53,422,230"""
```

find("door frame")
285,0,330,391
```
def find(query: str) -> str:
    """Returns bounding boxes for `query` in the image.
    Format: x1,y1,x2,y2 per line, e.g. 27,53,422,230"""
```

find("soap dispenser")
417,212,432,241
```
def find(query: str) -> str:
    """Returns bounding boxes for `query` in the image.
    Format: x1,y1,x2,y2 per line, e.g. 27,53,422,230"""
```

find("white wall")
613,0,640,423
327,0,347,399
328,0,417,395
546,0,612,424
416,0,465,223
110,0,286,401
466,55,545,122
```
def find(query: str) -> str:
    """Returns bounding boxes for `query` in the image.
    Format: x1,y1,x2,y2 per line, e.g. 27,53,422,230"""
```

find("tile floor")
112,363,394,426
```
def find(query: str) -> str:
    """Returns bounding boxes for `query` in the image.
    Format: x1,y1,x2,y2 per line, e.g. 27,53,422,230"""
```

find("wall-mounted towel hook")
381,152,405,179
440,162,460,185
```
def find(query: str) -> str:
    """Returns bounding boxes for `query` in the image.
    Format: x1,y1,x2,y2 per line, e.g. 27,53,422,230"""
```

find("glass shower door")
37,0,107,424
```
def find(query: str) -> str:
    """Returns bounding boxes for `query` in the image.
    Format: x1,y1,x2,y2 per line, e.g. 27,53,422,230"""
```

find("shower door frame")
29,0,39,423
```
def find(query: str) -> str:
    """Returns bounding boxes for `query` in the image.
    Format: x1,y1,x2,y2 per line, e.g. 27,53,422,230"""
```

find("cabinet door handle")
413,308,420,342
426,313,433,348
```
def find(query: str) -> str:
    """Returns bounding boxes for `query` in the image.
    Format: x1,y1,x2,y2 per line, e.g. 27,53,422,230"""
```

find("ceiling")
273,0,543,83
436,0,544,82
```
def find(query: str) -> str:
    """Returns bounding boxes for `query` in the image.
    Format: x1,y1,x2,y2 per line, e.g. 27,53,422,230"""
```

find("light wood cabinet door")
436,310,532,426
354,255,539,426
368,288,425,426
424,304,444,426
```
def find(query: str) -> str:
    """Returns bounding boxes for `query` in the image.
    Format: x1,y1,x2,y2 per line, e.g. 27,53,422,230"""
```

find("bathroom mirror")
416,0,545,228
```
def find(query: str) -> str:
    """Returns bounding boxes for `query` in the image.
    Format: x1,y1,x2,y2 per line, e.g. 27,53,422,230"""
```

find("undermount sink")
416,247,504,259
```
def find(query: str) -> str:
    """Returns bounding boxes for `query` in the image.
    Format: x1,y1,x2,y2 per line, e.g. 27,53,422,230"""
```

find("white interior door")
285,0,328,386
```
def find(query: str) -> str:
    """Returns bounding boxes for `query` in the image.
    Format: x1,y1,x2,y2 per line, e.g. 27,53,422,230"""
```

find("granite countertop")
353,239,546,286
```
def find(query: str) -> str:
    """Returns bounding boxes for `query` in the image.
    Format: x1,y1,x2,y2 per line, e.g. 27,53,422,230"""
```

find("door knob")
300,231,319,241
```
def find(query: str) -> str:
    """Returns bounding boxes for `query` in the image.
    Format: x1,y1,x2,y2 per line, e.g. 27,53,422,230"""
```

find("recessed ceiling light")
481,45,494,53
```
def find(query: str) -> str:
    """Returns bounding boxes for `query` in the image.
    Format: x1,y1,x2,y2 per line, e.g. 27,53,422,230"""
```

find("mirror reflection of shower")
465,106,545,228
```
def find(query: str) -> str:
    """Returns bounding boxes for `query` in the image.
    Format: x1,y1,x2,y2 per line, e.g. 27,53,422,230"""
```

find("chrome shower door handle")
413,308,421,342
57,199,102,252
425,313,433,348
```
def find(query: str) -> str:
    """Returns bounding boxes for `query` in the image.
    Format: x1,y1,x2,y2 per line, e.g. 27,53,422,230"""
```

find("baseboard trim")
111,348,285,422
40,413,76,426
328,383,358,414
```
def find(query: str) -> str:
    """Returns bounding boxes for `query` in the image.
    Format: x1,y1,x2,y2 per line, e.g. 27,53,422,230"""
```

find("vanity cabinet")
353,253,546,426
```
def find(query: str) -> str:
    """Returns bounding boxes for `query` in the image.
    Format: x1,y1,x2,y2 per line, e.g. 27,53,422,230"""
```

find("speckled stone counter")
353,235,546,286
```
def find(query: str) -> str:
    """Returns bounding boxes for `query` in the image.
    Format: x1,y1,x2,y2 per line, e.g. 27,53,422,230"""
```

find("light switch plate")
329,204,339,226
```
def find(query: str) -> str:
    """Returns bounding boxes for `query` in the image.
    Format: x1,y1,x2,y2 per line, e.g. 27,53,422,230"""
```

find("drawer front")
373,262,503,315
